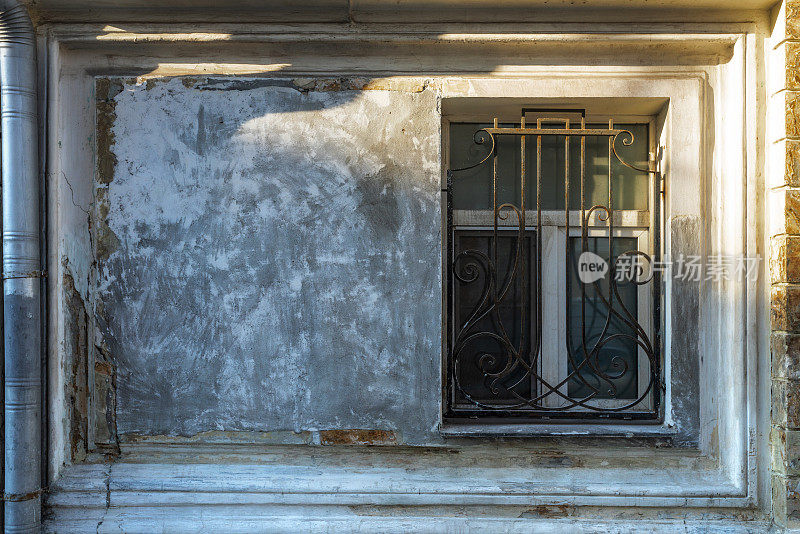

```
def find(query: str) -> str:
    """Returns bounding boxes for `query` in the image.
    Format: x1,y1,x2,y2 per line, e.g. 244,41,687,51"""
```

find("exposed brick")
789,42,800,92
789,189,800,233
789,0,800,40
775,380,787,428
776,4,800,528
774,474,800,525
772,426,800,477
771,284,800,332
789,476,800,523
789,141,800,187
773,425,787,475
774,474,789,526
773,332,800,381
771,236,800,283
769,188,800,235
773,379,800,430
789,428,800,476
788,92,800,139
789,381,800,430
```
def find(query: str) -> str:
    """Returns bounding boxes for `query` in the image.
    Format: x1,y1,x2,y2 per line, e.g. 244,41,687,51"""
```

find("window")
445,109,662,422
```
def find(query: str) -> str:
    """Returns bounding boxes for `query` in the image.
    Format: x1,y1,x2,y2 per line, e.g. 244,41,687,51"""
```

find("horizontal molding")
51,25,744,43
45,507,771,534
24,0,773,25
45,452,759,532
48,26,743,76
46,443,747,505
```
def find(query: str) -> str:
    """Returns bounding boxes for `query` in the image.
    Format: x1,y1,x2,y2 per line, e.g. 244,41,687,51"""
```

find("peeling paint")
518,505,575,519
290,77,433,94
318,429,398,446
95,78,121,186
95,80,123,262
94,223,120,263
93,342,119,454
149,76,436,95
121,430,316,445
194,77,298,92
63,265,89,463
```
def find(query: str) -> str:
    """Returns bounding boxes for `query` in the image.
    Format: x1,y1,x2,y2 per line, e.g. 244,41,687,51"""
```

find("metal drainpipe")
0,1,40,533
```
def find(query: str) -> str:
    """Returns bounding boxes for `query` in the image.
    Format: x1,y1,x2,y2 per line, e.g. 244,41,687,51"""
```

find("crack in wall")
95,463,112,534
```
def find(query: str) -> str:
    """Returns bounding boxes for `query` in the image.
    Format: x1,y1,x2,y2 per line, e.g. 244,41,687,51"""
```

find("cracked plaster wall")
92,77,443,444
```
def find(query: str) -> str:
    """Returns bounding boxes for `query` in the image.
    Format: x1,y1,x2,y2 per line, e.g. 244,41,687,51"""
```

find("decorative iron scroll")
446,111,662,421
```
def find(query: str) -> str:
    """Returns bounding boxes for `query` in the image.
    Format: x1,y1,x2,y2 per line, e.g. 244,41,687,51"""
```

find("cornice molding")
23,0,774,26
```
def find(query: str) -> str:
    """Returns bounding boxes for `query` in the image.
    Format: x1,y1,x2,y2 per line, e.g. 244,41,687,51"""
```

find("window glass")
450,123,650,211
453,231,535,404
567,236,639,401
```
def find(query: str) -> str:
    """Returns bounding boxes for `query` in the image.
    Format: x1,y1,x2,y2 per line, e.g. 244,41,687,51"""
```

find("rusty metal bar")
446,109,660,420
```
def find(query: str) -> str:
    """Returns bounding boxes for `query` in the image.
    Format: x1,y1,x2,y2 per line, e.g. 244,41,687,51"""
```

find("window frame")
443,114,661,423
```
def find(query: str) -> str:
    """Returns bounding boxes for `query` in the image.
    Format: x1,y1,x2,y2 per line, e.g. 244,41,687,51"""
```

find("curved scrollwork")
447,114,661,418
612,129,652,173
450,128,496,173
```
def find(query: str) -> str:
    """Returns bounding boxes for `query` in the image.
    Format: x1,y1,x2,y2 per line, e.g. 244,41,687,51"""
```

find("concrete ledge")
44,450,767,533
46,507,771,534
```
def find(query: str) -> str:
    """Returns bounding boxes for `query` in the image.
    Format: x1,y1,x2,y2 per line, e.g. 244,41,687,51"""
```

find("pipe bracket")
3,487,46,502
2,269,47,280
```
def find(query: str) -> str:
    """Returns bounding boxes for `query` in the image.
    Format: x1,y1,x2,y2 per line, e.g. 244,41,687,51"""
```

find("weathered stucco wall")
93,77,442,443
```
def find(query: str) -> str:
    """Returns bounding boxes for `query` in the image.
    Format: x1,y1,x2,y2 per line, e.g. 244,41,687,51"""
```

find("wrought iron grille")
445,109,662,421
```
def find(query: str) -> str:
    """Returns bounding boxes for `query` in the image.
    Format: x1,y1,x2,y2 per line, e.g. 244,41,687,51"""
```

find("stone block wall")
772,0,800,527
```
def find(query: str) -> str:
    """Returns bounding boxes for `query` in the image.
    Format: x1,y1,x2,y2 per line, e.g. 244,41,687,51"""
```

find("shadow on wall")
92,75,443,443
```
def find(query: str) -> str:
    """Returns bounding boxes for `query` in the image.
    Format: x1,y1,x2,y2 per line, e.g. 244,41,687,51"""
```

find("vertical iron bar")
492,118,499,300
563,121,572,401
519,115,527,360
607,120,615,398
580,119,588,367
535,120,542,374
608,120,614,299
653,167,663,414
446,169,454,414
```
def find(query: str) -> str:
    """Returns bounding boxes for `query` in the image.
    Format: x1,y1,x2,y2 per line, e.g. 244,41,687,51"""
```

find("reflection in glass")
567,236,639,400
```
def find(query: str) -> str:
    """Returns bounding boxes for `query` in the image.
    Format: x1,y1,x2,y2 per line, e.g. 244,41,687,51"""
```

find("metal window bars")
446,109,663,421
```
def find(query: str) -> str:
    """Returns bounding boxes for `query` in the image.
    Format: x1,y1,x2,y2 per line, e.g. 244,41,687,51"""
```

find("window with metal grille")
445,108,662,422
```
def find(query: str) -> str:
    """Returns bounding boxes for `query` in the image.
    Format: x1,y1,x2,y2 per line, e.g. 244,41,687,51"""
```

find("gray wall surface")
94,77,443,443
